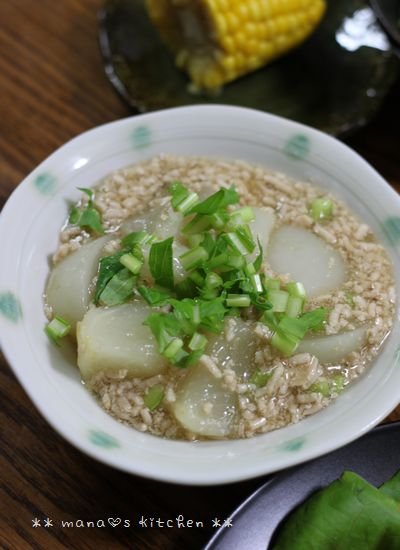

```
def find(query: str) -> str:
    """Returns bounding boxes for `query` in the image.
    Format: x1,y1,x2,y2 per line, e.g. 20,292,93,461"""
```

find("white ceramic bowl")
1,106,399,485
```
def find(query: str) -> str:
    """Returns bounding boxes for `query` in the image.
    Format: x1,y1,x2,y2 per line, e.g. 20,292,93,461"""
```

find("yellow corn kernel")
146,0,326,91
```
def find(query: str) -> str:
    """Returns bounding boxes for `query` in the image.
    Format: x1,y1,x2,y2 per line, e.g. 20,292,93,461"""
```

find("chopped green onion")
121,230,153,248
188,332,208,351
149,237,174,289
192,302,201,324
226,294,251,308
249,273,263,293
176,192,199,214
174,278,197,298
225,232,250,255
250,368,272,388
236,226,256,253
285,296,304,318
268,289,289,312
144,384,164,410
226,254,246,270
69,188,104,234
229,206,255,226
332,374,345,393
244,262,256,276
120,253,143,274
310,197,333,221
262,310,280,331
286,281,306,299
188,270,205,287
264,278,281,290
164,337,184,360
188,186,239,215
250,294,272,311
205,272,223,289
207,252,229,270
253,237,264,272
345,292,355,308
210,211,228,229
169,181,199,213
94,251,127,304
68,206,80,225
182,214,212,235
187,234,204,248
309,380,331,397
98,268,136,306
271,331,299,356
45,316,71,344
138,286,171,306
180,246,209,271
200,288,220,300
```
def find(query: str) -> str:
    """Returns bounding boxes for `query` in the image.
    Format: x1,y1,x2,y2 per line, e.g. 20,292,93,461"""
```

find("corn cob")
146,0,326,92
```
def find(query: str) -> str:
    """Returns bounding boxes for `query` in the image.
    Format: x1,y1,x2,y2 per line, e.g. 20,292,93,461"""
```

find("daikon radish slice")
297,326,367,363
45,236,109,332
172,363,236,437
206,318,259,379
77,301,168,381
267,225,346,297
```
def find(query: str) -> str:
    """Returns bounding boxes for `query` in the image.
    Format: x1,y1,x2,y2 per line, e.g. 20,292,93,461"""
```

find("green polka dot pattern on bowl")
0,292,22,323
382,217,400,246
131,125,152,149
280,437,305,452
284,134,310,160
88,429,120,449
34,172,57,194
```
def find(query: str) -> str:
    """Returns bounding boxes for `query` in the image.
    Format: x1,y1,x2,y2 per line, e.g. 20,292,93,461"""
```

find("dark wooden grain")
0,2,399,549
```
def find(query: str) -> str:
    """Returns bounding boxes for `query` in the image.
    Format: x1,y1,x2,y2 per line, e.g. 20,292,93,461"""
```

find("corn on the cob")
146,0,326,92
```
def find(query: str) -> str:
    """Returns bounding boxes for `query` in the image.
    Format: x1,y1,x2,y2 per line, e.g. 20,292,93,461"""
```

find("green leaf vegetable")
149,237,174,289
272,470,400,550
69,187,104,234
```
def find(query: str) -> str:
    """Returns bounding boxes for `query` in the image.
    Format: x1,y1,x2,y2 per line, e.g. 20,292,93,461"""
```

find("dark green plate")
99,0,399,136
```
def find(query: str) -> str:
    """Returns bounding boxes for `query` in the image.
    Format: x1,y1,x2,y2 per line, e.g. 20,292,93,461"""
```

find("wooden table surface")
0,2,399,549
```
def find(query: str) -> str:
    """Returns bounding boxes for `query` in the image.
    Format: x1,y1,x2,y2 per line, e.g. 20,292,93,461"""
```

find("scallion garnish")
45,316,71,344
225,232,250,255
149,237,174,288
179,246,209,271
226,294,251,308
69,187,104,234
250,368,272,388
204,272,223,290
85,180,328,370
268,289,289,312
121,230,153,248
264,278,281,290
182,214,212,235
188,332,208,351
98,268,136,306
120,253,143,274
187,234,204,248
227,206,255,229
285,295,304,318
144,384,164,410
188,186,239,215
286,281,306,299
310,197,333,221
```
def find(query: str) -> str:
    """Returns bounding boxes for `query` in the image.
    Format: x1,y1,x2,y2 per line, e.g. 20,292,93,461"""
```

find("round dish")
1,105,400,485
98,0,399,135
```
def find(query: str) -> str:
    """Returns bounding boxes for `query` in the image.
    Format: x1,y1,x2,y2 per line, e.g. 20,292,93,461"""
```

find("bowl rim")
1,104,400,485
